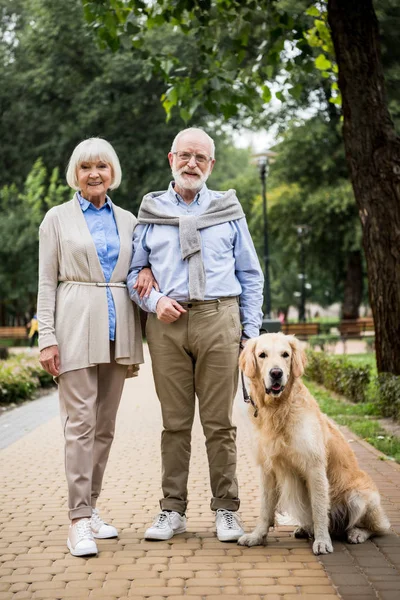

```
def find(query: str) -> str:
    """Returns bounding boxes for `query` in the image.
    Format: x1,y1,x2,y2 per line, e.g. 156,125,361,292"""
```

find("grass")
306,378,400,464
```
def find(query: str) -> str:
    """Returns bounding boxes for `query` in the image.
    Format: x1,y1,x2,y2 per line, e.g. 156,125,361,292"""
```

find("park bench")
281,322,320,338
339,318,374,338
0,326,28,339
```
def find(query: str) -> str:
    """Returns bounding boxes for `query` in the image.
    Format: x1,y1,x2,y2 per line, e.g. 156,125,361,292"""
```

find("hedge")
306,350,371,404
375,373,400,421
0,354,55,404
306,350,400,420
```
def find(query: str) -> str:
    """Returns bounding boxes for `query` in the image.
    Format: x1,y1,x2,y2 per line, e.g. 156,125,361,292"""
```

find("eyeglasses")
173,151,212,165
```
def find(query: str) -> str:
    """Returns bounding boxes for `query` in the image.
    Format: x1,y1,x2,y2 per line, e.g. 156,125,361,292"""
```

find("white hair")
171,127,215,158
66,138,122,190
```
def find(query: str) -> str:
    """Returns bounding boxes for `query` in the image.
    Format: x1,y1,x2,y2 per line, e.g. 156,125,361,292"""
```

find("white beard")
172,164,211,191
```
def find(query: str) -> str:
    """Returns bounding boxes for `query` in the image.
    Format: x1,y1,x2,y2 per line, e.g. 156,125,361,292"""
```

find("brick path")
1,346,400,600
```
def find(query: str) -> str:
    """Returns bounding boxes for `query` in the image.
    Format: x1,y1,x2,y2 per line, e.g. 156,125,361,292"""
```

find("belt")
179,296,238,308
61,281,127,288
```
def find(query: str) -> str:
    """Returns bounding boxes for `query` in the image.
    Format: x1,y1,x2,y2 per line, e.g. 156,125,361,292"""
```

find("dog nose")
270,368,283,380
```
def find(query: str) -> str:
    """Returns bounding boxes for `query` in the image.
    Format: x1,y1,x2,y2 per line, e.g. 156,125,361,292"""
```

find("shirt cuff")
148,290,166,313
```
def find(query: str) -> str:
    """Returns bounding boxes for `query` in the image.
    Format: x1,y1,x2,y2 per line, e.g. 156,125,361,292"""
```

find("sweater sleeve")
37,211,59,350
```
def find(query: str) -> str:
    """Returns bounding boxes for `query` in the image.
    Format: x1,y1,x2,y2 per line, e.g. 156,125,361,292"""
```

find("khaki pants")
58,343,127,519
146,297,241,514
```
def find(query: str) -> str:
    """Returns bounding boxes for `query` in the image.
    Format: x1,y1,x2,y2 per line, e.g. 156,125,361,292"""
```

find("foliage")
0,159,68,324
308,334,340,352
0,0,214,209
306,350,371,403
375,373,400,422
82,0,339,123
307,379,400,463
0,353,54,403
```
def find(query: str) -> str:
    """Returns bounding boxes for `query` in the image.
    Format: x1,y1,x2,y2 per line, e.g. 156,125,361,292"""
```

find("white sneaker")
145,511,186,540
67,518,98,556
215,509,244,542
90,508,118,539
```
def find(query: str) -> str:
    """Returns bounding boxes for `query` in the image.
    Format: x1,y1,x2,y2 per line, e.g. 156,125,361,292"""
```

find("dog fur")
238,333,390,555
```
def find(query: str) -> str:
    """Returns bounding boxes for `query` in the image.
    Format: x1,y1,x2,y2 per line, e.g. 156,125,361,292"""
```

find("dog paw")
237,532,267,547
313,538,333,555
347,527,371,544
294,526,312,539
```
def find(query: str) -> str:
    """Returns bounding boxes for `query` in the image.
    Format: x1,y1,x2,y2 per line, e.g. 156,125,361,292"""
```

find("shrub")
375,373,400,421
308,334,340,352
306,350,371,403
0,354,55,403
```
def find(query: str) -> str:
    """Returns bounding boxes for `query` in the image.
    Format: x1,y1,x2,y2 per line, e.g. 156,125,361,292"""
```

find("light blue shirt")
78,193,120,341
127,183,263,338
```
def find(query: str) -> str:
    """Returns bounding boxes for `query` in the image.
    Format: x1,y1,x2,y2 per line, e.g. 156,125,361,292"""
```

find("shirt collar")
77,192,112,212
168,181,208,206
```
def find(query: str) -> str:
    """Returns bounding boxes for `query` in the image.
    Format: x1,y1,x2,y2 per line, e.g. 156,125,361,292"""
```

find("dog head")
240,333,306,399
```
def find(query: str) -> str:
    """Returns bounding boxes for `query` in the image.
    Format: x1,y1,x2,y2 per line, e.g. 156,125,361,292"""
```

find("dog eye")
258,352,267,358
282,352,289,358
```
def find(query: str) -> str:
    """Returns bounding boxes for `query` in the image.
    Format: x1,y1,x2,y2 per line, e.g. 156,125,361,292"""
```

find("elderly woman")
38,138,154,557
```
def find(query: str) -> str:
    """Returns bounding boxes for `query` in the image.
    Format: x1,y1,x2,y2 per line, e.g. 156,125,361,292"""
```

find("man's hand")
40,345,60,377
156,297,187,323
133,267,160,299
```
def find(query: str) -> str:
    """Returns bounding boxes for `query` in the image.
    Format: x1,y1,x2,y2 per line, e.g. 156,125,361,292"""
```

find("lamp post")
253,151,277,320
295,224,310,322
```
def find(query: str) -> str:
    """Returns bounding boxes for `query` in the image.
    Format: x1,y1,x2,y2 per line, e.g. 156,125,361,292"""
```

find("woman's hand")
134,267,160,299
40,345,60,377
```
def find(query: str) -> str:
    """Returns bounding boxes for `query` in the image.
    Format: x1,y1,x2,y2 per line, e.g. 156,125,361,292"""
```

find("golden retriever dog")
238,333,389,555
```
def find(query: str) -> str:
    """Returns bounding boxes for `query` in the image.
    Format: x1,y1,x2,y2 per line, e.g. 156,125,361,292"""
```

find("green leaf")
315,54,332,71
261,84,272,103
306,6,320,17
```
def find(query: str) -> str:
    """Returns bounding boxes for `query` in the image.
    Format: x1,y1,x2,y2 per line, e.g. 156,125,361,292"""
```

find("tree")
82,0,400,374
0,160,69,325
0,0,213,211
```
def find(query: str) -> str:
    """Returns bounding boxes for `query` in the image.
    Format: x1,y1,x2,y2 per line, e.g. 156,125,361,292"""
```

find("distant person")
37,138,156,557
278,311,285,324
128,127,264,542
27,313,39,347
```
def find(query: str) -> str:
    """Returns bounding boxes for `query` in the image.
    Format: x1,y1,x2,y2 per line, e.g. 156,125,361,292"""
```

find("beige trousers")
146,297,241,514
58,343,127,519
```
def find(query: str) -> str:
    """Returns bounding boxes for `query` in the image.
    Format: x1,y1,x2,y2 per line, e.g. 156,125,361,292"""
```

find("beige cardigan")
37,194,143,376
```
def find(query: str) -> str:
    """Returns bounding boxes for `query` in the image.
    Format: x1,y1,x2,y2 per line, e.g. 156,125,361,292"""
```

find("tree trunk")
342,250,363,320
328,0,400,374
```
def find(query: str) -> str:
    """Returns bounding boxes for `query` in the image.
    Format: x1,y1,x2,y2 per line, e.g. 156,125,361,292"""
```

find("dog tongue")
272,383,281,390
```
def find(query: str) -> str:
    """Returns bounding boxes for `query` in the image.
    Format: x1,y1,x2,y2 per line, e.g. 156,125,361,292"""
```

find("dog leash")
241,370,258,418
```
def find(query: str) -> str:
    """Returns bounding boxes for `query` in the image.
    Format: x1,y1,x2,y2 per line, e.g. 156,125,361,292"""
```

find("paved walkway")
1,347,400,600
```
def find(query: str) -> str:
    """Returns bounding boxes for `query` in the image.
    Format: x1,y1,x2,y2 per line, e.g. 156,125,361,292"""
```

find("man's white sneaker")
90,508,118,539
216,509,244,542
67,518,98,556
145,511,186,540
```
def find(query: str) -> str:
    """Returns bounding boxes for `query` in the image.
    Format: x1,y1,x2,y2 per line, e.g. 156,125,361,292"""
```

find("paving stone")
0,347,400,600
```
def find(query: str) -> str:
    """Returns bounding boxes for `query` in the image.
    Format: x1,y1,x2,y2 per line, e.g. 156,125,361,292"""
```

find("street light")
295,224,310,322
252,150,277,322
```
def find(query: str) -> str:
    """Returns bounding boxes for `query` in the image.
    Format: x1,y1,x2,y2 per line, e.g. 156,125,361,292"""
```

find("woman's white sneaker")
215,509,244,542
90,508,118,539
145,511,187,540
67,518,98,556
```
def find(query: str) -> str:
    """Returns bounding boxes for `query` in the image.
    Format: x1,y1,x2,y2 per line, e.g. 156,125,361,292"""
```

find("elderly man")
128,127,263,542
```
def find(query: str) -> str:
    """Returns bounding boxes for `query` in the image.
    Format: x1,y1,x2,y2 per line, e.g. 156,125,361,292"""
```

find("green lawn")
306,378,400,464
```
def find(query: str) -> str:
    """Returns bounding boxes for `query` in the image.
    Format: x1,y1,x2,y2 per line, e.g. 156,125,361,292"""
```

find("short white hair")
66,138,122,190
171,127,215,158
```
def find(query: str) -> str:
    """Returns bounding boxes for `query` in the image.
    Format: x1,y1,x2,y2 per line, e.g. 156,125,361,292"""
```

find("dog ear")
288,336,307,378
239,338,258,379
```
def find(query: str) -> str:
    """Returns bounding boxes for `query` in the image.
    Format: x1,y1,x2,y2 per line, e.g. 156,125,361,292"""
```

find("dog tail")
363,498,390,534
345,490,390,534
